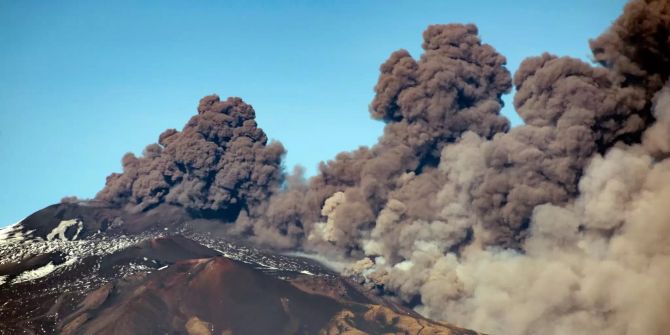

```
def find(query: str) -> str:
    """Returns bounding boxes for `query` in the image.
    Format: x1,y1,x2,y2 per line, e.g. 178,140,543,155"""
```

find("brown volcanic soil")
96,235,220,276
60,257,342,334
0,202,480,334
0,235,222,334
58,256,479,335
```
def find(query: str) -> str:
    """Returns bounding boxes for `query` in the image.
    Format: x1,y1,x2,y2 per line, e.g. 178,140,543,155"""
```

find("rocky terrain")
0,201,477,334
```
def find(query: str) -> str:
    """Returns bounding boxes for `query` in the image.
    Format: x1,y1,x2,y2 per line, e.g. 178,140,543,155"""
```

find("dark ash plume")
236,1,670,334
471,52,648,246
238,24,513,252
96,95,285,220
89,1,670,333
590,0,670,97
328,1,670,334
468,0,670,247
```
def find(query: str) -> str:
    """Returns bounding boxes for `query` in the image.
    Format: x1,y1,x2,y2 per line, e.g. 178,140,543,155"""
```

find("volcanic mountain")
0,201,477,334
5,1,670,333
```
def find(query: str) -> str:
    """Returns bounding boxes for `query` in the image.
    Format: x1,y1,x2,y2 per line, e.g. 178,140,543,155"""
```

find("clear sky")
0,0,628,226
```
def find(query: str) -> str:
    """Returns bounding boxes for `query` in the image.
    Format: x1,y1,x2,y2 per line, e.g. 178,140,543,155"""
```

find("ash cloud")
92,1,670,334
235,1,670,334
235,23,513,252
96,95,285,220
324,2,670,334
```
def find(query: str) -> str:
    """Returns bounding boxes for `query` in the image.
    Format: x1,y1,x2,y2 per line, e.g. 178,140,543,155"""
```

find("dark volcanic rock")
60,257,342,334
0,202,478,334
58,256,478,335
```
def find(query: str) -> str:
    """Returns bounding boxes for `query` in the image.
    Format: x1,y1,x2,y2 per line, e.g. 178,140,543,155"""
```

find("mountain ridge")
0,201,478,335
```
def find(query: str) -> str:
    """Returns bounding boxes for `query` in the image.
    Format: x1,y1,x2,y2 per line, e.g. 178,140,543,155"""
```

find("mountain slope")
0,202,477,335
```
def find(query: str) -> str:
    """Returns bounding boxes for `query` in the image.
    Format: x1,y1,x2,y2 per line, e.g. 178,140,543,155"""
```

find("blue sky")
0,0,627,226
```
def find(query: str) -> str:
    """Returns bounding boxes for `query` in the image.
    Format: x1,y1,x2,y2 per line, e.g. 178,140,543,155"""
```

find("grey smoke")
97,95,285,220
93,1,670,333
238,1,670,334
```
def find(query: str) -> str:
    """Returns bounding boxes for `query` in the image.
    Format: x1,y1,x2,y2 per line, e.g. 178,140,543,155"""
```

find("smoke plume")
236,1,670,334
94,1,670,334
96,95,285,219
335,1,669,334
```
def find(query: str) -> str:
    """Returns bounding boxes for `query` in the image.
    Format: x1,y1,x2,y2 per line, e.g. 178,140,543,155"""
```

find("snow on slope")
0,219,26,246
46,219,83,241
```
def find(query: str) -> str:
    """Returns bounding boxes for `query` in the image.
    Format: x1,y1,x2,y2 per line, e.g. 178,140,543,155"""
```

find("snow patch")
0,275,7,286
214,248,240,261
13,262,57,284
62,256,79,268
254,262,279,271
299,270,315,276
47,219,83,241
0,224,25,246
283,251,349,272
8,254,79,285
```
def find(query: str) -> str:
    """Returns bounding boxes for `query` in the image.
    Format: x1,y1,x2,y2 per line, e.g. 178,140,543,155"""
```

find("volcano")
4,1,670,333
0,201,477,334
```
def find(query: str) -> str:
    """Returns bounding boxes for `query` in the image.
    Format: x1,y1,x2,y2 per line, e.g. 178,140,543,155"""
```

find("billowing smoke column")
96,95,285,219
236,1,670,334
236,24,513,250
93,0,670,333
